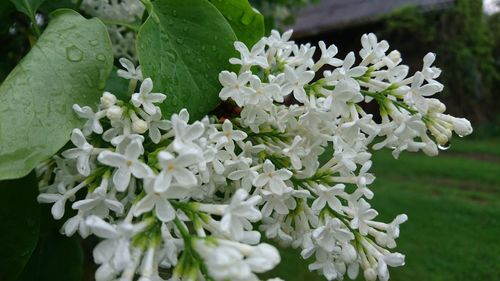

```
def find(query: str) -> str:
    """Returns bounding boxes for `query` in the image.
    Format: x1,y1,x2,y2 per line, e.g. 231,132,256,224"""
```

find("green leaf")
9,0,46,18
0,172,40,281
208,0,265,47
105,66,131,101
137,0,238,120
0,9,113,180
39,0,77,13
16,206,83,281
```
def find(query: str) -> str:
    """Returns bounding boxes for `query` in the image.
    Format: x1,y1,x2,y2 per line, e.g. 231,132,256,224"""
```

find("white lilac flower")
247,75,279,104
313,41,343,71
253,160,292,195
313,218,354,252
133,179,184,222
245,243,281,273
219,71,253,107
97,139,152,191
221,189,262,240
100,92,117,108
73,104,105,135
228,158,258,191
62,128,93,176
72,183,123,218
154,151,199,193
35,29,474,281
311,184,345,212
139,108,171,143
117,57,143,81
282,136,307,170
229,39,269,70
421,52,442,86
131,78,167,115
210,119,247,152
170,109,204,154
405,71,443,113
282,65,314,102
37,192,67,219
350,199,378,235
359,33,389,64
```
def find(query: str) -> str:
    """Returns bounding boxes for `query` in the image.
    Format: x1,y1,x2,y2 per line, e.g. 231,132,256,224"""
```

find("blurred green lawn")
266,138,500,281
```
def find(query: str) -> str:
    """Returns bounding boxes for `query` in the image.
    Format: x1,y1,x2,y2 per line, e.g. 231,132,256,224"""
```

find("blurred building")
290,0,454,38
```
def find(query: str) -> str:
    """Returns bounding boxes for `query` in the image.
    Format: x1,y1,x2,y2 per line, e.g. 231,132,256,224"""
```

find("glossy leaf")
208,0,265,47
105,66,131,101
39,0,77,13
9,0,46,18
0,9,113,180
137,0,238,120
16,206,83,281
0,172,40,281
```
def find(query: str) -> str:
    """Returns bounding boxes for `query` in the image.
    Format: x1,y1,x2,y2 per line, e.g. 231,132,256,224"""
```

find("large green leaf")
39,0,77,13
16,206,83,281
0,9,113,180
137,0,238,120
208,0,265,47
0,172,40,281
9,0,46,18
105,66,131,101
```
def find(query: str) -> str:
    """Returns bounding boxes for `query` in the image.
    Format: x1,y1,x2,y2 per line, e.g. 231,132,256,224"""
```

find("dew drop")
83,74,94,87
66,45,83,62
95,54,106,61
183,27,188,32
176,38,184,44
211,45,217,51
98,69,108,90
96,53,106,62
173,10,177,16
240,12,253,25
438,143,451,150
89,39,99,46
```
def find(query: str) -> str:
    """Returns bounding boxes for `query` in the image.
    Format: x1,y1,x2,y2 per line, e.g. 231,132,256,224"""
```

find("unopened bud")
452,117,473,137
106,105,123,121
100,92,117,108
132,119,148,134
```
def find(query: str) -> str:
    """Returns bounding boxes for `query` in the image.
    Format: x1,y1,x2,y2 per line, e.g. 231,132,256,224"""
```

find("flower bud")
132,119,149,134
341,243,357,263
452,117,473,137
364,268,377,281
106,105,123,121
422,141,438,156
427,98,446,113
100,92,117,108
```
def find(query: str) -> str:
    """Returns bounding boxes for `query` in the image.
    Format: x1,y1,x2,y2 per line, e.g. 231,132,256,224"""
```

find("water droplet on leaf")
66,45,83,62
240,12,253,25
96,53,106,61
89,39,99,46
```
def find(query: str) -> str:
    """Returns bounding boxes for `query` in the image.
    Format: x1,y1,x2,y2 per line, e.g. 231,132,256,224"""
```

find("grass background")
267,138,500,281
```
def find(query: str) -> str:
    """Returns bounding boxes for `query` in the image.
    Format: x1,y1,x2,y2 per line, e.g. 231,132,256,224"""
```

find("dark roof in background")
290,0,455,38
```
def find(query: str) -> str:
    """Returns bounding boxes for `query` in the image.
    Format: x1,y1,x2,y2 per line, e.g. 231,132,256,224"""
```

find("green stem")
29,14,41,38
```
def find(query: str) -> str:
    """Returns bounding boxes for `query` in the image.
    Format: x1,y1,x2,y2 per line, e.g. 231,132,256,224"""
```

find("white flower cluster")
81,0,145,59
36,30,472,281
217,30,471,281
